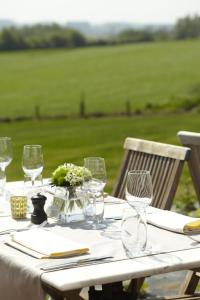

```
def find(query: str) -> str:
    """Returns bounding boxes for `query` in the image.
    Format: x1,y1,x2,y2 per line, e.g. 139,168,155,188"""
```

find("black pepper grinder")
31,193,47,225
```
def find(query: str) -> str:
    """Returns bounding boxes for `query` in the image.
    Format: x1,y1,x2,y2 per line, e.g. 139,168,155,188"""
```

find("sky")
0,0,200,25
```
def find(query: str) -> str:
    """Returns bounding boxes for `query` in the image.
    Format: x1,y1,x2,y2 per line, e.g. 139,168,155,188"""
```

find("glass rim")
127,170,150,175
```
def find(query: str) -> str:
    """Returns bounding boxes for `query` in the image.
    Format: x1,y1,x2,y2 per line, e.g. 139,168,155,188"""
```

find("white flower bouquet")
51,163,91,187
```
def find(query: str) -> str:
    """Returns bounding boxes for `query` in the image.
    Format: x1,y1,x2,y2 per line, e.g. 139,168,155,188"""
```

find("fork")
40,255,114,271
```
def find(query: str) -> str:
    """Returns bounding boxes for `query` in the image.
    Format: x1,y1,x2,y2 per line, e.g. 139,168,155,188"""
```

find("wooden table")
41,247,200,299
1,181,200,300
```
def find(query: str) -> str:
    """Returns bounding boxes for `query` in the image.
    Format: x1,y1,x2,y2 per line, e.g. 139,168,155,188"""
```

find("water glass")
125,170,153,255
0,137,13,195
121,208,147,258
95,192,104,224
22,145,43,187
83,157,106,229
83,192,96,224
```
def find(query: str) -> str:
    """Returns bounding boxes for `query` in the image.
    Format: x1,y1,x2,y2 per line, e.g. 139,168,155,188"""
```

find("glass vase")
51,186,85,224
64,186,85,223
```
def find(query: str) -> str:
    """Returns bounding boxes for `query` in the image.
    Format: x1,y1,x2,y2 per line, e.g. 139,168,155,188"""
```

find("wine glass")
125,170,153,256
0,137,13,195
22,145,44,187
83,157,106,229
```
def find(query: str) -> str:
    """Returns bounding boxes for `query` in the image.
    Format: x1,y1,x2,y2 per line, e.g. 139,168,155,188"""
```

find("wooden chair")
113,137,190,209
177,130,200,296
89,137,190,300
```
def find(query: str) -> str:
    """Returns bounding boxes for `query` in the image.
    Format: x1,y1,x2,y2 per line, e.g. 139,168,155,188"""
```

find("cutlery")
0,220,47,235
0,224,32,235
40,255,114,271
105,216,122,220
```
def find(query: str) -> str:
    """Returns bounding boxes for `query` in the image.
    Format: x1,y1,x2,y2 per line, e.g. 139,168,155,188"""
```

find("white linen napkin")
104,198,200,235
146,207,200,234
6,228,89,258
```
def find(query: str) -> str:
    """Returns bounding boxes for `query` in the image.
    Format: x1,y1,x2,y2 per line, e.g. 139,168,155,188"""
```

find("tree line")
0,15,200,51
0,24,86,50
116,15,200,44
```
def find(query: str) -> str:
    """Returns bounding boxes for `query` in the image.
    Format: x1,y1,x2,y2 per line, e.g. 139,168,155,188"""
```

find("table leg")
89,282,137,300
42,282,83,300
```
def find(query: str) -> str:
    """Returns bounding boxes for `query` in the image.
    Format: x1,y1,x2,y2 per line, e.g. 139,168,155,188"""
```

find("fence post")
80,91,86,118
126,99,131,116
35,105,40,119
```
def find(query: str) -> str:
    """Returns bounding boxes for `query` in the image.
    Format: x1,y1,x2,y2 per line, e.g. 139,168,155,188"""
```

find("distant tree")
117,29,154,44
87,38,110,47
174,15,200,39
50,34,68,48
0,24,86,51
0,27,27,50
152,28,172,41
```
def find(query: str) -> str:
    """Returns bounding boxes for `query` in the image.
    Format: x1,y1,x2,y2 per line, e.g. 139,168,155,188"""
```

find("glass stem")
137,208,147,250
0,167,6,195
31,177,35,186
92,193,97,223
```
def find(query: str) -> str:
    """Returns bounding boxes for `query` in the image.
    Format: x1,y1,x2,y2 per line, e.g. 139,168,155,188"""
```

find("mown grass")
0,40,200,117
1,40,200,212
1,112,200,211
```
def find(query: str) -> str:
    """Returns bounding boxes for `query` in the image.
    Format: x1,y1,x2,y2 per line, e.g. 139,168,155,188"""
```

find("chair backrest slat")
153,157,171,208
112,137,190,210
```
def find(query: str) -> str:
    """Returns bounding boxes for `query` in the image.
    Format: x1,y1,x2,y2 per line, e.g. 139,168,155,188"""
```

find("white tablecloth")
1,215,200,300
1,184,200,300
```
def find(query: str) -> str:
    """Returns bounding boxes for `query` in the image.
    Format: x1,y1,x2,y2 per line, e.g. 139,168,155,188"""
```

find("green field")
1,40,200,212
0,40,200,117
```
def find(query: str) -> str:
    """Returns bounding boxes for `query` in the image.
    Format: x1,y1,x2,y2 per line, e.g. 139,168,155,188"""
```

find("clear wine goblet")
0,137,13,195
22,145,44,187
83,157,106,229
124,170,153,257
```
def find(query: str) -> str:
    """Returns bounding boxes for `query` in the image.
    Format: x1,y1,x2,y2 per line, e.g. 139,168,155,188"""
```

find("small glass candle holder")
10,189,28,219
